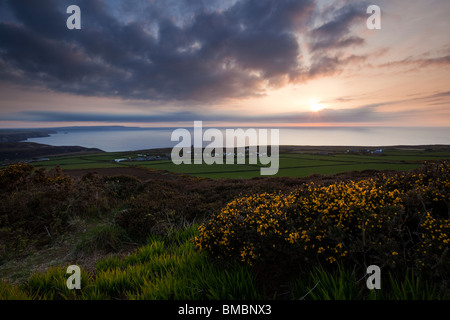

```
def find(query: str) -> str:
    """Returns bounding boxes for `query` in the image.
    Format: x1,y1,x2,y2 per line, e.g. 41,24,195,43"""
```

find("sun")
309,99,325,112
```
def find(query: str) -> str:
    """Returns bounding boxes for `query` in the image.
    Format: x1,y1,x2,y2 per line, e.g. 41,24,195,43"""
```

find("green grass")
9,225,261,300
289,264,360,300
2,225,446,300
73,224,130,257
24,149,450,179
32,154,126,170
288,264,443,300
24,265,92,300
0,281,32,300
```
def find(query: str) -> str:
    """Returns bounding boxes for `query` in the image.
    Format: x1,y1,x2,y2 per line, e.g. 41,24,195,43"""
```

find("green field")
28,148,450,179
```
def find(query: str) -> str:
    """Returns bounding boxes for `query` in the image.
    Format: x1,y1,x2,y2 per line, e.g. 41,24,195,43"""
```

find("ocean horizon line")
3,125,450,132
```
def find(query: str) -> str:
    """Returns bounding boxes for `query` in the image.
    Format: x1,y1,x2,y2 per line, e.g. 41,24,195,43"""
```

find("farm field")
27,147,450,179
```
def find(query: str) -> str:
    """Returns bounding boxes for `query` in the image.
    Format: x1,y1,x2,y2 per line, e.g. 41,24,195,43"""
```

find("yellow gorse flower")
192,161,450,269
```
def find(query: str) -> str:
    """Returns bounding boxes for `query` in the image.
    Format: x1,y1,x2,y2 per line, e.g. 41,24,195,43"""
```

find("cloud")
426,91,450,99
302,1,370,80
307,54,367,78
378,54,450,70
308,1,368,53
5,102,405,124
0,0,371,103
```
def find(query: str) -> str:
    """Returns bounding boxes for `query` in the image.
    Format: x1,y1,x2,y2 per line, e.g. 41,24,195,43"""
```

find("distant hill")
0,126,151,143
0,129,57,143
0,142,104,161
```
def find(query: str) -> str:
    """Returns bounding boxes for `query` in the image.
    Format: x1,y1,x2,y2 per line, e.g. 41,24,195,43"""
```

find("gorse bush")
0,162,34,189
194,161,450,279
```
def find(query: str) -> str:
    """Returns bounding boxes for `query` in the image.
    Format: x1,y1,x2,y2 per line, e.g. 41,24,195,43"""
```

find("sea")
26,126,450,152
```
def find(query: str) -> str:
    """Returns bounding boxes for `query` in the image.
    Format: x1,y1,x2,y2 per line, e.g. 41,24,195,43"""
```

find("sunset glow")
0,0,449,129
309,99,326,112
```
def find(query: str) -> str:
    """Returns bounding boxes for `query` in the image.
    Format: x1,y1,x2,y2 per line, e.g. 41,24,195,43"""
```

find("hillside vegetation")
0,160,449,299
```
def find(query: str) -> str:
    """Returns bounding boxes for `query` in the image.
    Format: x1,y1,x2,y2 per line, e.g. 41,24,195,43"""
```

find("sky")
0,0,449,128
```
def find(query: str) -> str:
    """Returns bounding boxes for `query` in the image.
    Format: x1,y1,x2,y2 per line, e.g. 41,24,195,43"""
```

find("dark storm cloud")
0,0,369,102
5,0,67,38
